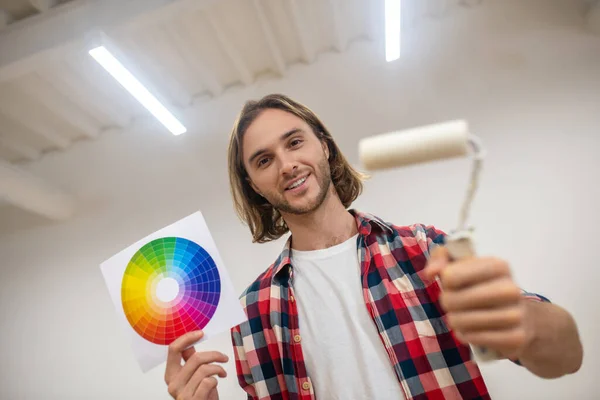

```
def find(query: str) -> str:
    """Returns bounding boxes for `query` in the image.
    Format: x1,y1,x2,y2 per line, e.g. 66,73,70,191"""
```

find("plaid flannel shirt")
231,210,548,400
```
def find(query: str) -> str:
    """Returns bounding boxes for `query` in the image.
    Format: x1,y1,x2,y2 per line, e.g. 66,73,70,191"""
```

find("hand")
164,330,229,400
424,247,534,360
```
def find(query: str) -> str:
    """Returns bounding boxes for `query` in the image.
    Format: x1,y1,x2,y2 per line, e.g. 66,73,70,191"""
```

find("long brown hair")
227,94,366,243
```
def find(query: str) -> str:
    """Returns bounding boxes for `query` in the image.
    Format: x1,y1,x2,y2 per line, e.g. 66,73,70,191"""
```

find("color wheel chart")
121,237,221,345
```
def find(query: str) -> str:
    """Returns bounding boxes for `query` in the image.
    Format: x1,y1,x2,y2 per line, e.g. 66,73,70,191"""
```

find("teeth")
288,177,306,189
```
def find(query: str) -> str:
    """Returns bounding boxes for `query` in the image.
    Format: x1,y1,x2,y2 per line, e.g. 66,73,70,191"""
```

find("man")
164,94,583,400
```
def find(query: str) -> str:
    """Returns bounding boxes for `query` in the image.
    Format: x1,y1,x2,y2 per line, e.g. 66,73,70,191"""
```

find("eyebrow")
247,128,303,166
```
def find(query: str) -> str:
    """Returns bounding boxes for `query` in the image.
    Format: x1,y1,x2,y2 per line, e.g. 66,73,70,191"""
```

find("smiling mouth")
285,175,308,191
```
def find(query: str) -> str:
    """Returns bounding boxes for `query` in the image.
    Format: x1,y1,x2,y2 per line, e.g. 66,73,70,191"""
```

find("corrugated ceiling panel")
113,26,200,107
0,107,48,152
210,0,274,76
64,52,145,123
181,9,245,87
35,61,129,128
0,143,19,163
345,0,373,40
0,0,375,167
13,72,104,139
0,80,81,142
307,0,340,53
0,112,58,151
294,0,326,54
261,0,303,64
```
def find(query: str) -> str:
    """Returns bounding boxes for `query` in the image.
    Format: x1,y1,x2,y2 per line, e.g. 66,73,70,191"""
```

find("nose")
278,153,298,176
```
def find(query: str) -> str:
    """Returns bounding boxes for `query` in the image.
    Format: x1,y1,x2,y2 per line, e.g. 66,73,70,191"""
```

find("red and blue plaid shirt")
231,210,548,399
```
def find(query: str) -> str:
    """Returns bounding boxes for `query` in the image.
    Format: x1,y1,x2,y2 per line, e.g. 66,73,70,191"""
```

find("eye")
257,157,270,167
289,138,303,147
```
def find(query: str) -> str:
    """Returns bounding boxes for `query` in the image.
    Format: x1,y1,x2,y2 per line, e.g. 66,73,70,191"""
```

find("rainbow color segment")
121,237,221,345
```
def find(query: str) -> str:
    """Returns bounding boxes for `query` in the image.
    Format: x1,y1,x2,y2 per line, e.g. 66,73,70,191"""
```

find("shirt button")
294,334,302,343
302,381,311,391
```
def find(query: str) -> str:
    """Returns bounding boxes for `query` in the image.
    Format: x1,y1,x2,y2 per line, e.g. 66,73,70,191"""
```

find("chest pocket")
366,239,449,339
401,279,450,339
393,274,448,338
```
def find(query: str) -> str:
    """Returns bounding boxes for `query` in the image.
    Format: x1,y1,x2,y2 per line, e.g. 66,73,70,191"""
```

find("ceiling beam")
162,25,223,98
328,0,346,52
205,10,254,85
29,0,59,13
0,135,41,161
46,64,131,128
0,95,70,149
0,0,217,83
253,0,286,76
288,0,316,63
18,77,100,140
0,160,74,220
92,32,193,110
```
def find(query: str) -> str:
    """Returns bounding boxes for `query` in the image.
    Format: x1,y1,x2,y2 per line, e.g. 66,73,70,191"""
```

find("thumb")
423,246,449,281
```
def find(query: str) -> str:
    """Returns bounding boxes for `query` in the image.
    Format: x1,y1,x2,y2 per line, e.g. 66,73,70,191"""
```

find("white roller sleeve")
359,120,471,171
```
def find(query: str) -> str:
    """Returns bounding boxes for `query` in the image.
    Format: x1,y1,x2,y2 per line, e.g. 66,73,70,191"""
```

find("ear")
321,139,330,160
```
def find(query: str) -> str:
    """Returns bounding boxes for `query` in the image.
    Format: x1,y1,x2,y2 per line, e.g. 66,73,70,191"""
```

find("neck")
281,187,358,251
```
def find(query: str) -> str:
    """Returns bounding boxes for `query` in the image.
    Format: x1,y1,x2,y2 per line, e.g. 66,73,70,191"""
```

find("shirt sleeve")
230,324,258,400
520,288,551,303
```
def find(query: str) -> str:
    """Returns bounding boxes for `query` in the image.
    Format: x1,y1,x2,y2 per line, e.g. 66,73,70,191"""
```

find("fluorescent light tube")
89,46,187,136
385,0,401,62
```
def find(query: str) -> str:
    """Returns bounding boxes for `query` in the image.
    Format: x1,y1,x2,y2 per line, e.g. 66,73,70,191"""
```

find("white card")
100,211,247,372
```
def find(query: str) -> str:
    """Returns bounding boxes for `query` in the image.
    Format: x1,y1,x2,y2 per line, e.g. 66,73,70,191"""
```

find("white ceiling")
0,0,379,219
0,0,598,222
0,0,376,164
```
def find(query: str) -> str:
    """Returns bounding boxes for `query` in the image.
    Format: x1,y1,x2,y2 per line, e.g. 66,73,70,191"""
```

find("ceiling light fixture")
89,46,187,136
385,0,401,62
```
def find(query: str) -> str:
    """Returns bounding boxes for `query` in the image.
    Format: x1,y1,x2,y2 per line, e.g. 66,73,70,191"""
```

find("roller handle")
444,231,500,362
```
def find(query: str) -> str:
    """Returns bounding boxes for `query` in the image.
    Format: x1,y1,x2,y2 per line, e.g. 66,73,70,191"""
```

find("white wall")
1,1,599,398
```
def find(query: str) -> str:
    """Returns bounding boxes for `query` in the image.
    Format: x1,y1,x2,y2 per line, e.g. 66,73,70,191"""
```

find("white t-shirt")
291,234,406,400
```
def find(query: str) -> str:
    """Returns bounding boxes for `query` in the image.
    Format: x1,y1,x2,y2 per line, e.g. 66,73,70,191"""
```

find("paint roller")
359,119,499,362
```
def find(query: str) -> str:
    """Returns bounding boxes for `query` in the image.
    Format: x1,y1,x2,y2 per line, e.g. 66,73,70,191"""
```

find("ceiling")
0,0,71,21
0,0,378,220
0,0,598,222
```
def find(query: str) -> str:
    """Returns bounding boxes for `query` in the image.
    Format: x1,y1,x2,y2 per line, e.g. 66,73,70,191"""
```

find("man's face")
242,108,332,215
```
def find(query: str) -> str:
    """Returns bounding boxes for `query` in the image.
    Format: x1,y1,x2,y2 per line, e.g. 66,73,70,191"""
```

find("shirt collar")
271,209,393,283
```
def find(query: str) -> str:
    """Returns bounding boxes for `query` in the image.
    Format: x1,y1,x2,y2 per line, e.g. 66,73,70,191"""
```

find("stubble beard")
266,157,332,216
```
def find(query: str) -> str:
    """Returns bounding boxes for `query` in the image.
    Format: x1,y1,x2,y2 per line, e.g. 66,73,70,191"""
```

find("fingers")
427,248,532,359
440,278,521,311
167,351,228,399
177,364,226,400
173,352,229,389
446,306,524,332
194,377,219,399
423,246,450,280
165,331,203,383
186,364,227,398
459,327,529,356
440,257,511,290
